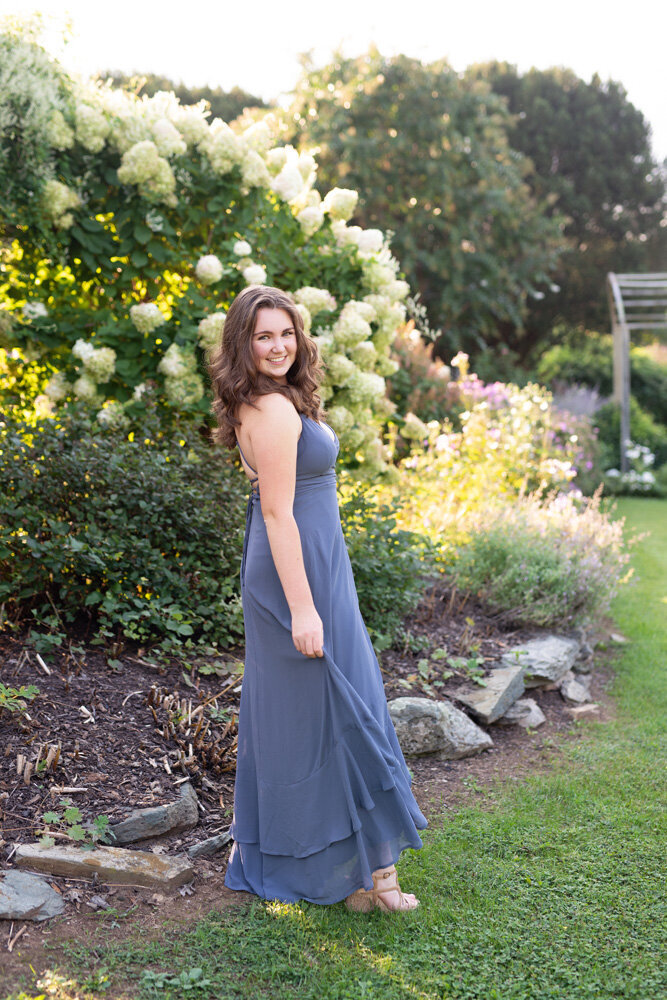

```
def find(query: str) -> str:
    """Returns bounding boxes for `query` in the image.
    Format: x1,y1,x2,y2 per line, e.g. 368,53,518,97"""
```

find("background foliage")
285,49,565,359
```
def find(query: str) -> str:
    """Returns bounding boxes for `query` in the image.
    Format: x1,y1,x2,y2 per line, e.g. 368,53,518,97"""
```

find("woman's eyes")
257,331,294,340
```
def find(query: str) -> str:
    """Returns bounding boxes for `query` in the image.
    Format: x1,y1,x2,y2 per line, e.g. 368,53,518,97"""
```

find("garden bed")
0,581,619,968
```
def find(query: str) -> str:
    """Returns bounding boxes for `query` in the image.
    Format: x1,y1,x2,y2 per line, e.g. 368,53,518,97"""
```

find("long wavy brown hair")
209,285,323,448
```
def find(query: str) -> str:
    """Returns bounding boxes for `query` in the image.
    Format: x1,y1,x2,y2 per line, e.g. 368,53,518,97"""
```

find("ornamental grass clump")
443,488,631,629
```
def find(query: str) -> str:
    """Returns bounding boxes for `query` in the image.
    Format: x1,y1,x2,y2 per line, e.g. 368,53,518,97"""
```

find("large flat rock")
110,781,199,845
388,697,492,759
453,664,525,724
0,870,65,921
15,843,194,888
501,636,580,688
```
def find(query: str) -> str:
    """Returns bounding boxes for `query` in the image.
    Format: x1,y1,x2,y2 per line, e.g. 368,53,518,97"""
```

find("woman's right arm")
241,394,324,659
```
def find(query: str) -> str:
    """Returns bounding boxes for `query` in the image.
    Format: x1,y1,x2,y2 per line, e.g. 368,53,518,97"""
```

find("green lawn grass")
10,498,666,1000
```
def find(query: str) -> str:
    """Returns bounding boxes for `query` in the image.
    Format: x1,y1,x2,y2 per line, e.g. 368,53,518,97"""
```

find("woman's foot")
345,866,419,913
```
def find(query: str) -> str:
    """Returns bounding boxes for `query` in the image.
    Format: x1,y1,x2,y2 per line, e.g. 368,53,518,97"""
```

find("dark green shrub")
0,414,248,648
339,485,435,650
593,398,667,469
536,331,667,426
1,414,434,652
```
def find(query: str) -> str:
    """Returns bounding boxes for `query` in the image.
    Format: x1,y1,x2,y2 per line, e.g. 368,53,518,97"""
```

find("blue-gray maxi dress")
224,413,427,904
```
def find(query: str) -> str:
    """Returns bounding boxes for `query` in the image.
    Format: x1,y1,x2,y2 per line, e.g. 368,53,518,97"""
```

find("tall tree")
99,71,269,123
468,63,666,341
287,50,565,360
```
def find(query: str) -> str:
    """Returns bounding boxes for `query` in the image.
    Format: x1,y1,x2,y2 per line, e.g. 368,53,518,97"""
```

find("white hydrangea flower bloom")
174,103,210,147
23,302,48,320
198,312,226,352
72,338,96,363
43,180,80,226
346,300,376,323
97,401,130,430
332,302,373,347
294,287,336,315
73,373,100,402
241,150,271,189
152,118,187,158
85,347,117,383
375,355,400,377
349,341,378,371
363,260,398,294
322,188,358,221
297,152,317,182
266,146,288,173
132,382,148,401
158,343,194,378
164,372,205,406
385,279,410,301
356,229,384,256
233,239,252,257
297,205,325,236
117,140,162,185
195,254,224,285
327,354,356,386
272,165,304,203
44,372,69,402
243,264,267,285
200,120,242,175
46,110,74,150
140,158,177,205
330,220,362,247
130,303,166,334
326,405,355,434
241,119,273,153
346,371,386,404
74,102,110,153
294,303,311,334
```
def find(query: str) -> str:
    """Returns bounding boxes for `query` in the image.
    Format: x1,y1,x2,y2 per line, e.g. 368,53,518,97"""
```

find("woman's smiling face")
251,307,297,385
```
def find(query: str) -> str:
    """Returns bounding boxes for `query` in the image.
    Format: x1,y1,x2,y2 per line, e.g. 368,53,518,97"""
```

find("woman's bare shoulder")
238,393,301,431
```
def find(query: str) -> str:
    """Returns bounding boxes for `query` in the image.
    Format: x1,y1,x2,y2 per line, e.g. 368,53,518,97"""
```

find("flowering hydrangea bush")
1,30,413,473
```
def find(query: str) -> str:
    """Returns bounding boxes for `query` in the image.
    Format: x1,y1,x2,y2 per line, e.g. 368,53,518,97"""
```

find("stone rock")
610,632,629,644
0,870,65,921
109,781,199,845
15,843,194,888
560,670,592,705
501,636,580,688
187,830,232,859
453,665,525,724
388,697,492,759
494,698,546,729
572,627,594,672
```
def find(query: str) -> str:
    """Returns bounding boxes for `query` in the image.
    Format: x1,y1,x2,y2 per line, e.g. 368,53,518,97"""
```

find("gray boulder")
453,664,525,724
388,697,492,759
0,870,65,921
560,670,592,705
495,698,546,729
501,636,580,688
109,781,199,845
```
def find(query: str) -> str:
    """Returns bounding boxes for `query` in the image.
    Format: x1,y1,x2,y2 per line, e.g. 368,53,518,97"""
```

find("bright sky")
5,0,667,161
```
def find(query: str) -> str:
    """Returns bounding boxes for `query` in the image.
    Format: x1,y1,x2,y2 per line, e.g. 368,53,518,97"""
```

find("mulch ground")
0,581,621,988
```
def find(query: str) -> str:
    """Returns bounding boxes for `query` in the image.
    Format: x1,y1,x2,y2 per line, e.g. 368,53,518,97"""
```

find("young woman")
209,285,426,911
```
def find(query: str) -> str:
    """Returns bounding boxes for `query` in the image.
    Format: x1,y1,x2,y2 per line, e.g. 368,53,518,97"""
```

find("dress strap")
235,434,258,484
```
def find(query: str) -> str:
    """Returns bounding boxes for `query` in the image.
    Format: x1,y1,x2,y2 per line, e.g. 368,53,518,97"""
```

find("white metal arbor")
606,272,667,472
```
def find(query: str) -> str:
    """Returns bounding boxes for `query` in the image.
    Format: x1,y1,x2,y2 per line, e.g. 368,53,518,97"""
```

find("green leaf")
68,824,87,841
63,806,82,824
42,811,61,824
